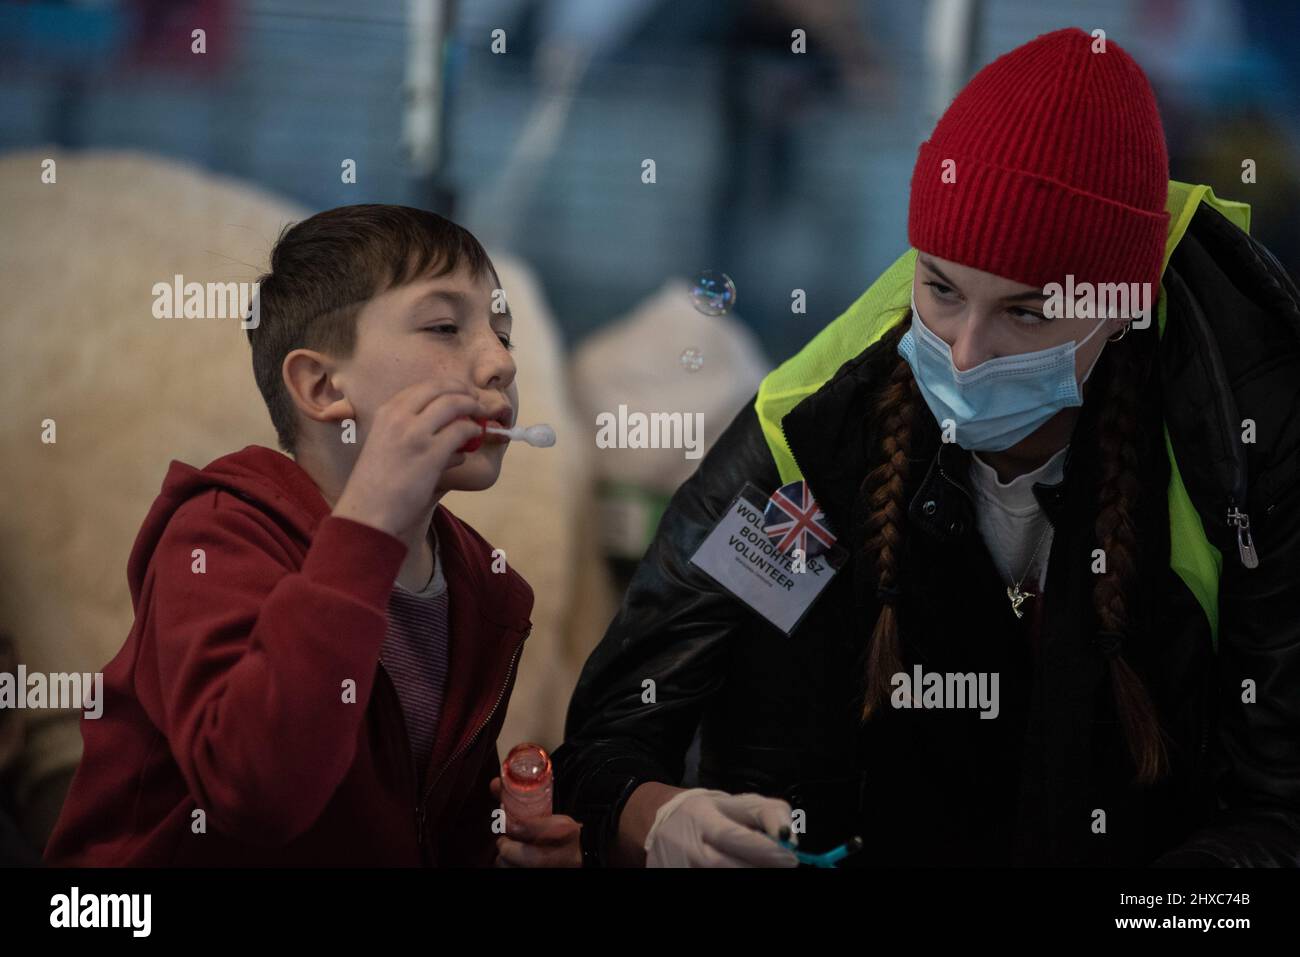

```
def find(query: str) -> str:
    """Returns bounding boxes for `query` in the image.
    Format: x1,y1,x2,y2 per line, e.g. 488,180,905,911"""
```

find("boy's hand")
332,379,487,537
489,776,583,868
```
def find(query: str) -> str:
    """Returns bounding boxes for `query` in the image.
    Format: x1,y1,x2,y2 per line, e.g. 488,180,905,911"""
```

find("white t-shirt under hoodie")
967,444,1070,596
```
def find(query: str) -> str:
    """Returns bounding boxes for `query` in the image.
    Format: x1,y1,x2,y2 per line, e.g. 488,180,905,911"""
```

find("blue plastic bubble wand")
772,830,864,868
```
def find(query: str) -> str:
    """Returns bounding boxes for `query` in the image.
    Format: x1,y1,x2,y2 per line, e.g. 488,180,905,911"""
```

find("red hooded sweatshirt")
43,445,533,866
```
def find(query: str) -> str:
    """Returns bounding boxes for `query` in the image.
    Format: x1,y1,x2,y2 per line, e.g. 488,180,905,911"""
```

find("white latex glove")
643,788,799,868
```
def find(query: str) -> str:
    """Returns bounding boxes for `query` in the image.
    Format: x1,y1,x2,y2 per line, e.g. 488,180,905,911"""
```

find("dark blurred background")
4,0,1297,363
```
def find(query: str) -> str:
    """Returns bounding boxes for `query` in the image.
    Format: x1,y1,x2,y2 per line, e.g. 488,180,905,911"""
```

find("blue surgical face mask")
896,286,1110,452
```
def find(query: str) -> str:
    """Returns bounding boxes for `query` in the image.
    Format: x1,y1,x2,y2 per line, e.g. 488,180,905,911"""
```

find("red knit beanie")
909,28,1170,295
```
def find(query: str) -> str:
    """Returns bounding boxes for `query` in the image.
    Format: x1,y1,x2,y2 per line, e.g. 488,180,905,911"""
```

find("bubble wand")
459,419,556,453
771,830,864,868
484,422,556,447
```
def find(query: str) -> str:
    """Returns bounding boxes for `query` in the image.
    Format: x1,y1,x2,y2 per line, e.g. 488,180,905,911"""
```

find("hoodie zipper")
415,628,529,853
375,663,422,842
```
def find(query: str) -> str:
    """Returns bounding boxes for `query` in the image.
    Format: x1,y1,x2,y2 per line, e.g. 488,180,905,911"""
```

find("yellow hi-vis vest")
754,181,1251,651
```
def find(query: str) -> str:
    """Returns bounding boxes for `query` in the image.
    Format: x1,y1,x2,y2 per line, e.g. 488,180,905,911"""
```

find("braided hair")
858,308,1170,787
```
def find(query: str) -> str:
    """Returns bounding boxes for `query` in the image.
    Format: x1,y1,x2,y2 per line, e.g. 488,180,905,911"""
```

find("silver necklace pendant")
1007,583,1035,619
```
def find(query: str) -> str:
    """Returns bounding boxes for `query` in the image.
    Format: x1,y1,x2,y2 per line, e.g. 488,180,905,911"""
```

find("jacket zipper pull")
1226,504,1259,569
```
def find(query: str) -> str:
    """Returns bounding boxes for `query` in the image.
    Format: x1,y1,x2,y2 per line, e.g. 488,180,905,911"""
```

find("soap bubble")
680,347,704,372
689,270,736,316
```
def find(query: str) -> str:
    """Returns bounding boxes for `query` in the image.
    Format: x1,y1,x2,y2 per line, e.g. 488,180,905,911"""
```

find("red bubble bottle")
500,742,553,824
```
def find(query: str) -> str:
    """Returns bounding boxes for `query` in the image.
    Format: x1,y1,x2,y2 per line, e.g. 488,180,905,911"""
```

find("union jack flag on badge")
762,480,837,558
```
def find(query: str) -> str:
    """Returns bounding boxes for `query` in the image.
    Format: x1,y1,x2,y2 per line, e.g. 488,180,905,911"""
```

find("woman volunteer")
550,28,1300,867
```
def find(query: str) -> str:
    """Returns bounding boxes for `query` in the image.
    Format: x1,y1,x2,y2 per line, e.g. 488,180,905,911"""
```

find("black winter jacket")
553,204,1300,867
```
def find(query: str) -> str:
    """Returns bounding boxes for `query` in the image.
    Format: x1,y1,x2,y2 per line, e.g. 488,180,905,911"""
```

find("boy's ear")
282,348,355,426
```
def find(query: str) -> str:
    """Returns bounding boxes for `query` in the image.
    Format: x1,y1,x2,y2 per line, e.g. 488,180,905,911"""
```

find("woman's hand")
642,788,799,868
489,777,583,867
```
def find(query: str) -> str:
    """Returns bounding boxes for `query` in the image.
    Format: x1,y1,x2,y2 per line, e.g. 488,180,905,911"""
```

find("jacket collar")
906,430,1072,544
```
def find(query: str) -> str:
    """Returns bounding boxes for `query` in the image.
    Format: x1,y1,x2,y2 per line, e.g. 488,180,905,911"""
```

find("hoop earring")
1107,321,1132,343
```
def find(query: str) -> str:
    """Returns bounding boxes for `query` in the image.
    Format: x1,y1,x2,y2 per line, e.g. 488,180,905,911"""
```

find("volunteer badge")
762,480,836,558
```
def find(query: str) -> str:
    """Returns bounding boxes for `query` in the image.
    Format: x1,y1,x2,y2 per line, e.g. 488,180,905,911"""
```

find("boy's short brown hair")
248,204,498,453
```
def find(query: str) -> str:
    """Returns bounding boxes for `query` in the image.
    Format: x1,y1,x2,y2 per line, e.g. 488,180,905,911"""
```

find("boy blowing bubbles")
43,207,579,867
282,211,581,867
